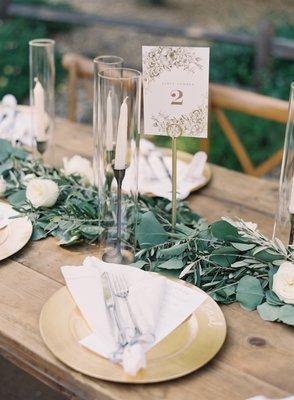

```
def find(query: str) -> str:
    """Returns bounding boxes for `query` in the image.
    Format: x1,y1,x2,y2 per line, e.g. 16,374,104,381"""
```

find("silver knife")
154,151,172,181
101,272,127,349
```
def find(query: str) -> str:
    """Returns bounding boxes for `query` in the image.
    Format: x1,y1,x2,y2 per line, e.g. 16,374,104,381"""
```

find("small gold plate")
0,202,32,261
144,147,212,197
40,278,226,383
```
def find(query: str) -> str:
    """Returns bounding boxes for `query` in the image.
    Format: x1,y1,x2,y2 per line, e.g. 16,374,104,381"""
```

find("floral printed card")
142,46,209,138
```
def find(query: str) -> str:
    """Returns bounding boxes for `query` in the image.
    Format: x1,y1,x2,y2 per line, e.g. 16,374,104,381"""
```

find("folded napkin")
61,256,206,376
123,139,207,200
0,94,33,146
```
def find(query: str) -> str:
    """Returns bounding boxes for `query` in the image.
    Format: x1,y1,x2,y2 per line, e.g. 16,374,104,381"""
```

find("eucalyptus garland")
1,139,294,326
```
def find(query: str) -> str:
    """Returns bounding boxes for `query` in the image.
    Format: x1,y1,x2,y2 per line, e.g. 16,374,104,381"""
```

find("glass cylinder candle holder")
29,39,55,158
93,55,124,186
95,68,141,264
274,82,294,244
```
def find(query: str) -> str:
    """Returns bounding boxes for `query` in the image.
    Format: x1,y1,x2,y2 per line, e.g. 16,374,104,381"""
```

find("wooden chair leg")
199,138,209,153
214,107,255,175
253,148,283,177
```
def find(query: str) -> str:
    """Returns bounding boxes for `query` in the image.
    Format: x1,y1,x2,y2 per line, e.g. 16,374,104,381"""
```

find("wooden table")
0,118,293,400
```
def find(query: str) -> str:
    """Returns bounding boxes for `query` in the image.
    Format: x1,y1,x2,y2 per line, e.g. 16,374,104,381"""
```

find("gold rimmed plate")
0,202,33,261
40,277,226,383
143,147,212,197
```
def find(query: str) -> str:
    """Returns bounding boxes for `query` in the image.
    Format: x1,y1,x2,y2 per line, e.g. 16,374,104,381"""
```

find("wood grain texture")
1,119,292,400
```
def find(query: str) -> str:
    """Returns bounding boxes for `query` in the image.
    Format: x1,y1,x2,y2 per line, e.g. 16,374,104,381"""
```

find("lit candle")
289,178,294,214
33,78,46,141
106,91,113,151
114,97,128,170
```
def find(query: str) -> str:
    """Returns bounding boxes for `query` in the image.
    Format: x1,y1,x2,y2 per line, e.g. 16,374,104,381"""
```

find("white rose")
63,155,94,185
0,176,6,197
26,178,59,208
273,261,294,305
21,173,36,186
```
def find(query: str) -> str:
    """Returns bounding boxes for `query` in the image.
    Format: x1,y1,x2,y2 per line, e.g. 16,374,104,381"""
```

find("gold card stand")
166,124,183,231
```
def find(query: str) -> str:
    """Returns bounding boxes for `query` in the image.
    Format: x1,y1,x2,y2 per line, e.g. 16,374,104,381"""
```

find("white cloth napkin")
0,94,33,146
123,139,207,200
61,256,206,376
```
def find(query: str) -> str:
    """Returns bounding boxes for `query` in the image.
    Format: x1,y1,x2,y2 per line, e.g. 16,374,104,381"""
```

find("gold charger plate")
0,202,33,261
144,147,212,197
40,277,226,383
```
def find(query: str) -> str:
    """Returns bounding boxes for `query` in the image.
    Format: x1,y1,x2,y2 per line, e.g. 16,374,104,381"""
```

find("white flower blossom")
63,155,94,186
26,178,59,208
273,261,294,305
21,173,36,186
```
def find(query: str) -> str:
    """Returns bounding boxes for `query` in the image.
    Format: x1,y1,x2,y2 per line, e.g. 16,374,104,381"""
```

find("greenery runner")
1,139,294,326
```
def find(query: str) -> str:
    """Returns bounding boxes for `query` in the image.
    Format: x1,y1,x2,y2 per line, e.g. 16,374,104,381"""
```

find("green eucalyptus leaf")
231,242,256,251
79,225,104,236
254,249,282,263
8,189,26,206
175,224,194,236
210,246,239,267
159,242,188,258
59,234,81,246
268,266,278,288
0,159,13,175
12,147,28,160
279,305,294,326
131,260,148,269
257,302,280,321
0,139,13,162
265,290,284,306
158,258,183,270
236,276,264,310
31,226,48,241
231,260,248,268
210,220,239,241
137,211,167,249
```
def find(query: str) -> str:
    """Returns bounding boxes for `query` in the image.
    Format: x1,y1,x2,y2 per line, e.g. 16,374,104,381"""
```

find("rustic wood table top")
0,118,293,400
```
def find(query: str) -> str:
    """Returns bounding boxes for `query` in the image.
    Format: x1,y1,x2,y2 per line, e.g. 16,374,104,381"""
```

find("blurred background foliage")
0,0,70,100
0,0,293,172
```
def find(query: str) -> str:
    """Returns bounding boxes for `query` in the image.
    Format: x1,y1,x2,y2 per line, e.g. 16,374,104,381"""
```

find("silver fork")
111,273,142,338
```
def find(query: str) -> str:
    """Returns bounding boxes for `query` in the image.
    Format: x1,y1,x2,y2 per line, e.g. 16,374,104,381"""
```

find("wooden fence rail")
4,3,294,87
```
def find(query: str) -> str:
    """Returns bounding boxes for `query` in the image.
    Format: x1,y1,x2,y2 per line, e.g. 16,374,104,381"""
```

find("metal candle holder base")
102,168,127,264
289,214,294,245
102,247,134,265
36,140,48,155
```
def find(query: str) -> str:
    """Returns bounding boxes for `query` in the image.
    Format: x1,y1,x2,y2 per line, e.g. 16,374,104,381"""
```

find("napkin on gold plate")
61,256,206,376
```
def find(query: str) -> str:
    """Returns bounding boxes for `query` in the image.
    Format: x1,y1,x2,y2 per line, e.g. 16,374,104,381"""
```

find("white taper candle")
33,78,46,141
114,97,128,170
106,90,113,151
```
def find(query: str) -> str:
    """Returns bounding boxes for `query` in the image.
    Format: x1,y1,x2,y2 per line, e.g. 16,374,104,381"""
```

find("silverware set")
101,271,143,361
141,148,172,182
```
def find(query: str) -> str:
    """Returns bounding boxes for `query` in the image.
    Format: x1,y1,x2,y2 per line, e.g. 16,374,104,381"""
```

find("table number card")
142,46,210,138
